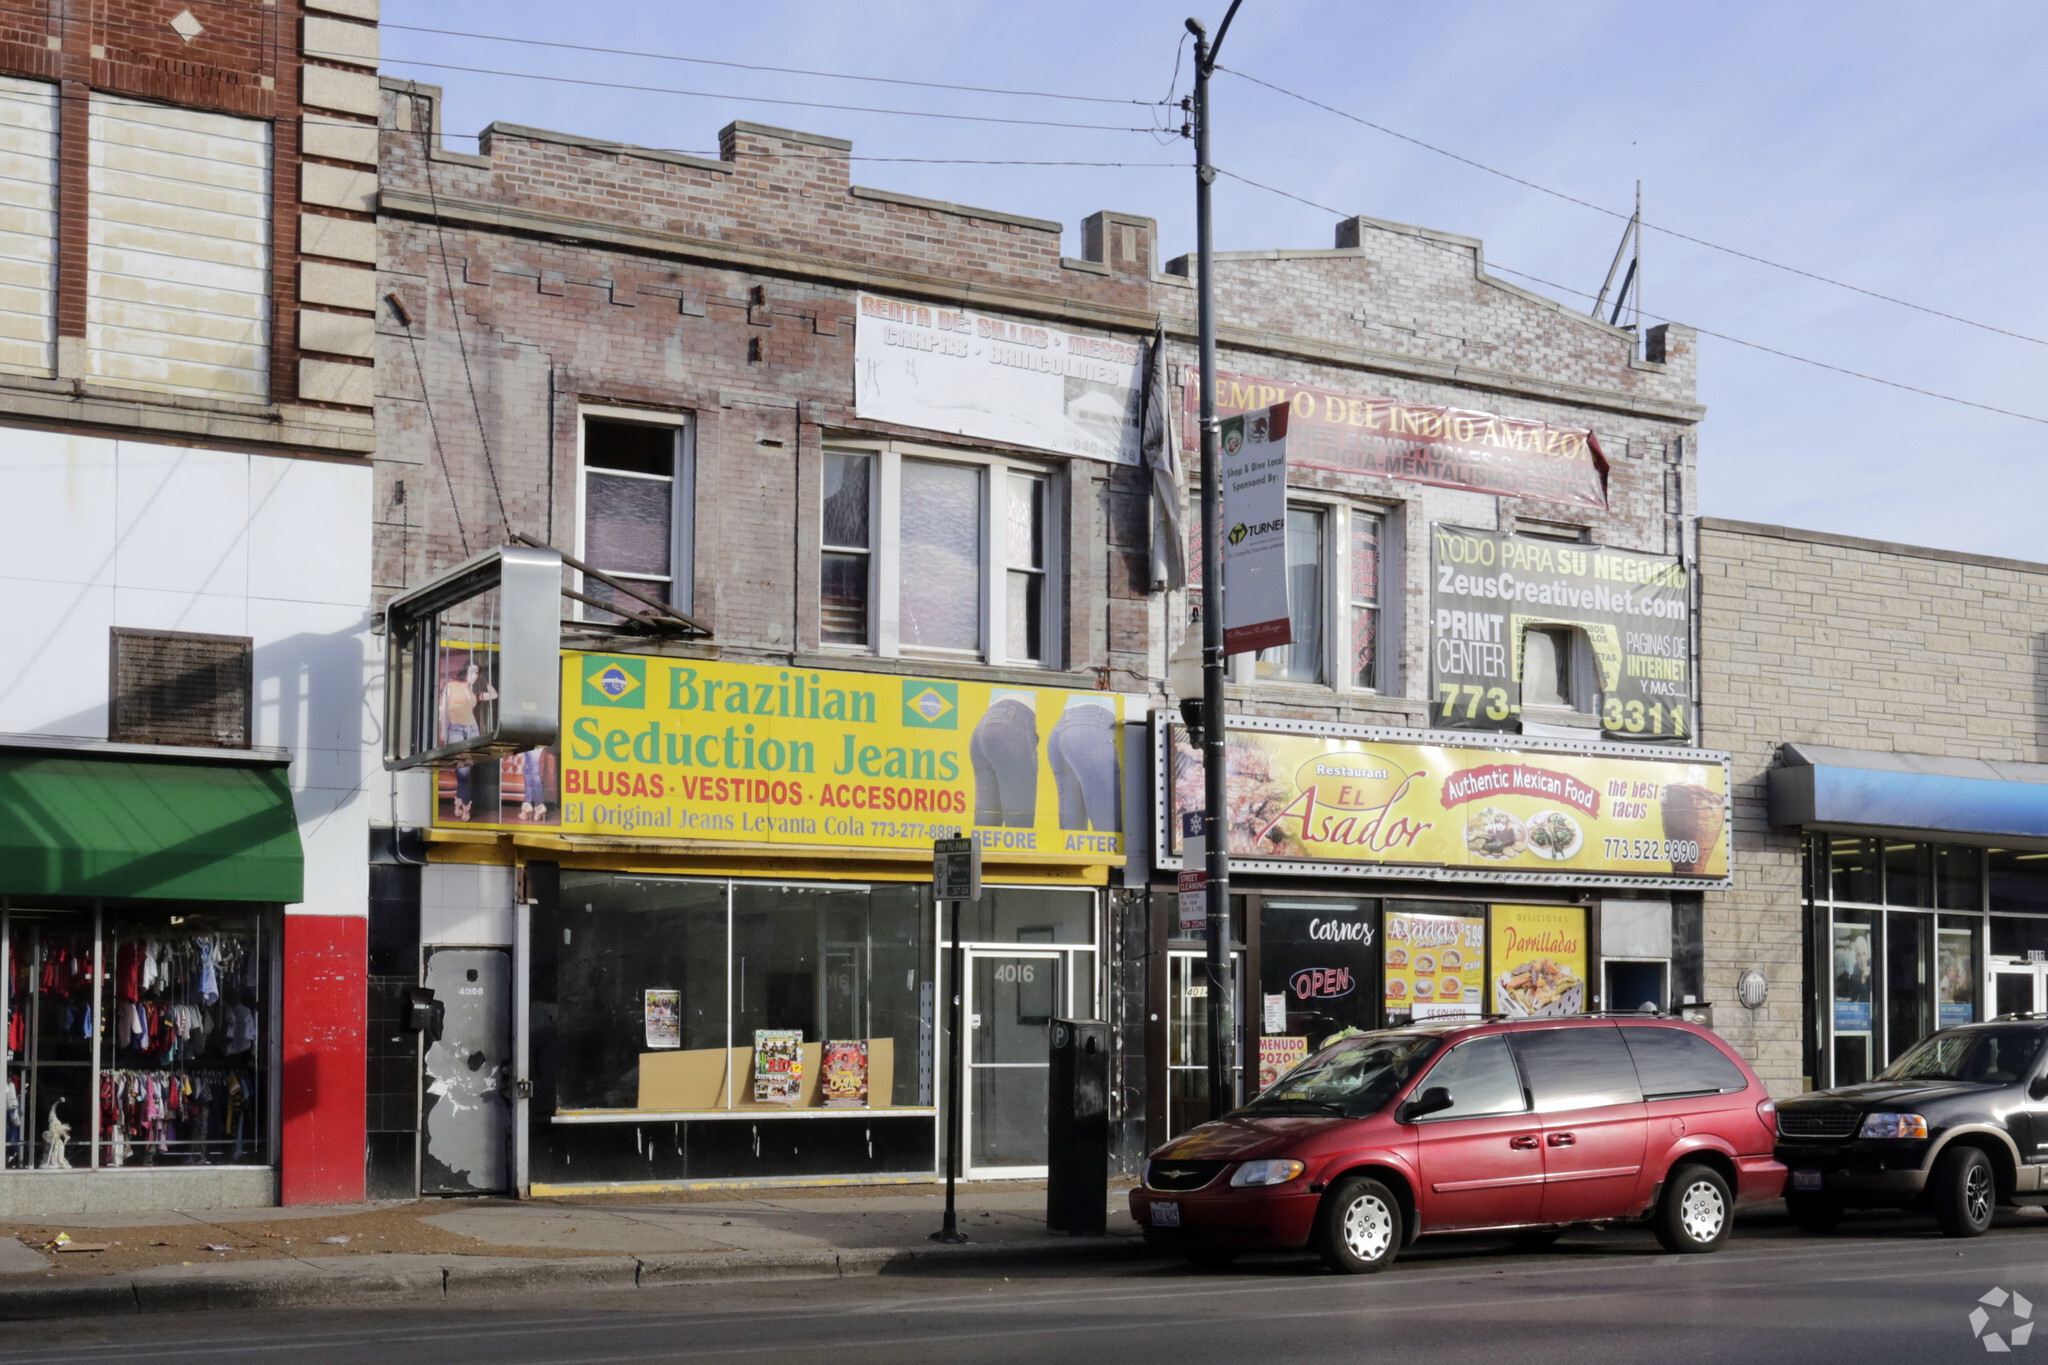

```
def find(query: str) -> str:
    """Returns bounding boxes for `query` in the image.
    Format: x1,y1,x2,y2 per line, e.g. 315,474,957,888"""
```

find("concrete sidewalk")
0,1181,1152,1320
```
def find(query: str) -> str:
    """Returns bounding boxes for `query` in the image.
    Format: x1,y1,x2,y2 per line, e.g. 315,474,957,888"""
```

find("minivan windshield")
1879,1027,2047,1085
1242,1033,1442,1117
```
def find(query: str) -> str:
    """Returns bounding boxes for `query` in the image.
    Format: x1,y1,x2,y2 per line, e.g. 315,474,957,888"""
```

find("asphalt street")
12,1208,2048,1363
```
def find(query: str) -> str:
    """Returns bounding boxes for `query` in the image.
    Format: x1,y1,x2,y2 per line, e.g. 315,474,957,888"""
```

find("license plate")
1792,1169,1824,1191
1151,1201,1181,1227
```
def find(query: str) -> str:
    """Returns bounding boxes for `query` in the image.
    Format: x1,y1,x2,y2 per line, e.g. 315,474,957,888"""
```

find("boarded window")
88,94,271,400
109,629,253,749
0,75,56,377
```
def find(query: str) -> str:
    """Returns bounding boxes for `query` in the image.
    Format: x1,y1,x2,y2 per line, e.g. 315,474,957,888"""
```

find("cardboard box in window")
636,1038,898,1111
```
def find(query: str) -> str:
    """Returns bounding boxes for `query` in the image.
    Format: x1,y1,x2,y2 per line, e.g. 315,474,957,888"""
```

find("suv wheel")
1314,1175,1402,1274
1785,1193,1844,1233
1654,1162,1733,1254
1932,1145,1997,1238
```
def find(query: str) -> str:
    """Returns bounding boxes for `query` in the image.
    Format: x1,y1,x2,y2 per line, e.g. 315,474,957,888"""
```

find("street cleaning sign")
1221,403,1292,654
434,653,1125,866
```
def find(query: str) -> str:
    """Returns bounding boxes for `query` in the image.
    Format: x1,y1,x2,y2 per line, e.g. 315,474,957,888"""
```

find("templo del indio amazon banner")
1161,717,1728,887
430,652,1125,864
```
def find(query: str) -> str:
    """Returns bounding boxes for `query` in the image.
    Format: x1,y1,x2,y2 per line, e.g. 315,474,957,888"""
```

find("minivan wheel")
1785,1193,1844,1233
1654,1163,1733,1254
1932,1145,1997,1238
1314,1175,1402,1274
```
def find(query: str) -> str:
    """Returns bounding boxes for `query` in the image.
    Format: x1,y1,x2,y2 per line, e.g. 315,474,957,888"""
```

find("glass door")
964,950,1062,1177
1994,966,2046,1018
1166,948,1243,1138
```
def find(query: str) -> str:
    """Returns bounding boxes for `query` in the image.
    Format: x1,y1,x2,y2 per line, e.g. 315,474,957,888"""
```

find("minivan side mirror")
2029,1074,2048,1102
1401,1086,1454,1122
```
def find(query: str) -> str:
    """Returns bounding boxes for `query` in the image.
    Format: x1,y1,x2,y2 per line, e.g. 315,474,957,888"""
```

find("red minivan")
1131,1016,1784,1273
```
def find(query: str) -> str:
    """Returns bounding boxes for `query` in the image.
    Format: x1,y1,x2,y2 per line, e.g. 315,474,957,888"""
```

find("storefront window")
5,904,270,1172
1937,846,1984,910
1260,898,1378,1048
1831,836,1881,904
1990,915,2048,961
1831,910,1877,1085
554,874,935,1113
1884,843,1933,908
1989,850,2048,914
1885,911,1933,1063
953,887,1094,945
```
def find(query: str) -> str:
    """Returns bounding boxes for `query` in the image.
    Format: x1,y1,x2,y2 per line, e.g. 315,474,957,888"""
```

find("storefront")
0,744,299,1212
1146,714,1730,1144
426,651,1126,1193
1770,744,2048,1088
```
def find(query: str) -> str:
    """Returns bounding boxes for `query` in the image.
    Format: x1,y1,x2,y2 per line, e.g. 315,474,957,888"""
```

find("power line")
383,23,1160,108
1214,167,2048,428
379,57,1166,134
1218,64,2048,351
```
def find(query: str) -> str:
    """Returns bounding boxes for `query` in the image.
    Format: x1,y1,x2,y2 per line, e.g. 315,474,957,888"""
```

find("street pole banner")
854,292,1143,465
1182,367,1609,509
1430,524,1692,741
1221,402,1291,654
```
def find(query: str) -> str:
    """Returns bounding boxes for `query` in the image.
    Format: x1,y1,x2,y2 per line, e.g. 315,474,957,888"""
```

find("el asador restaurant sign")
433,652,1125,866
1163,719,1729,887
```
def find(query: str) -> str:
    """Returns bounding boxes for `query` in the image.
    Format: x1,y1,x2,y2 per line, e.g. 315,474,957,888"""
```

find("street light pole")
1187,2,1243,1122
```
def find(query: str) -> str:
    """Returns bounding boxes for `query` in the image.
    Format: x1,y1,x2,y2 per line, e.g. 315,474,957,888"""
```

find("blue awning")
1768,744,2048,846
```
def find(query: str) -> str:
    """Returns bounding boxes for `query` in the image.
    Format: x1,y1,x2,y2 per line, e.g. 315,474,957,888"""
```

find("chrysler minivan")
1131,1016,1784,1273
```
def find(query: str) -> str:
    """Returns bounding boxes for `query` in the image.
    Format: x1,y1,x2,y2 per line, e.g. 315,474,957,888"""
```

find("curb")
0,1237,1158,1321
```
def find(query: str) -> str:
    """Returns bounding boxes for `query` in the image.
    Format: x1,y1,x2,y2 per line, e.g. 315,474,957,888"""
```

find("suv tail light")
1757,1097,1777,1130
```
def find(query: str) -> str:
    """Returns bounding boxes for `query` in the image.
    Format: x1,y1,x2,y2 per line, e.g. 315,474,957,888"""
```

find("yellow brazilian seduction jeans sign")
455,653,1126,862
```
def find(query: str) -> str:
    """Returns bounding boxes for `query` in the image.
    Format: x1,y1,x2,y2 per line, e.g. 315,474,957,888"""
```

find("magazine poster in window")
1488,905,1588,1018
643,989,681,1049
1384,912,1484,1021
753,1029,804,1105
1833,923,1875,1033
822,1040,869,1108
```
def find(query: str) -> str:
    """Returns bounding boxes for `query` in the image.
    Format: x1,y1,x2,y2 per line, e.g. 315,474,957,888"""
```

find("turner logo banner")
1431,524,1692,741
432,653,1124,864
855,292,1143,465
1182,367,1607,509
1163,718,1729,886
1221,403,1292,653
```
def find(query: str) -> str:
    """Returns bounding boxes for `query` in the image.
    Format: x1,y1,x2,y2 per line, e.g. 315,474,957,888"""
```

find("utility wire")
1214,167,2048,428
379,58,1165,134
1218,64,2048,350
382,23,1160,107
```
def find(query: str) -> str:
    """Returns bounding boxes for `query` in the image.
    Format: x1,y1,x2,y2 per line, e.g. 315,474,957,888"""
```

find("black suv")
1775,1019,2048,1237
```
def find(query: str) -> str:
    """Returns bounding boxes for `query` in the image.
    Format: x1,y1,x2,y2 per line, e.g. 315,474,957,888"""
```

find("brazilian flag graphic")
901,680,958,730
581,656,646,708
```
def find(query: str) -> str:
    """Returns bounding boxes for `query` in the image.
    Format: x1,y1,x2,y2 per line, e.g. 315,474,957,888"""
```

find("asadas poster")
1165,720,1729,885
433,652,1124,864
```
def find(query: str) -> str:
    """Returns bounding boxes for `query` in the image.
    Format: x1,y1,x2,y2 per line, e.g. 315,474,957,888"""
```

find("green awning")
0,751,303,903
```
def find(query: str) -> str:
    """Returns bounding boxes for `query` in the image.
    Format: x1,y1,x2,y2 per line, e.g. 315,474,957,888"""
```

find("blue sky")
386,2,2048,561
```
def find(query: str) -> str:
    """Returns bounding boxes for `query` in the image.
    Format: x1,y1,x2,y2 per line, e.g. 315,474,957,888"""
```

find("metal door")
421,947,512,1195
964,950,1063,1177
1166,948,1244,1137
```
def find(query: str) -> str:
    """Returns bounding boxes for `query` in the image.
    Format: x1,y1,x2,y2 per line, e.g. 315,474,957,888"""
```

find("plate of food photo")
1496,957,1585,1018
1525,810,1583,861
1464,806,1526,860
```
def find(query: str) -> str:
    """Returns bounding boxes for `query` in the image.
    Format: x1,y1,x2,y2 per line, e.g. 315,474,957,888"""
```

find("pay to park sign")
434,652,1125,866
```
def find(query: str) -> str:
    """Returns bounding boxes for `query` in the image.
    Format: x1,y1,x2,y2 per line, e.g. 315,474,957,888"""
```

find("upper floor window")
1229,500,1391,694
821,443,1060,667
1519,625,1598,716
579,411,693,622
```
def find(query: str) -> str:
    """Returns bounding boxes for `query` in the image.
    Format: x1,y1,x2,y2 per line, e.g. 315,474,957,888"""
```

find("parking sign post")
931,836,981,1244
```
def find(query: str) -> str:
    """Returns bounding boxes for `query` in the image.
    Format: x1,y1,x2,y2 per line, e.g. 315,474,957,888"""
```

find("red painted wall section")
282,913,367,1205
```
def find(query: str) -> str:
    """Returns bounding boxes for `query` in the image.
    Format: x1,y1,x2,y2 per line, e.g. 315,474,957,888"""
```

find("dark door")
420,947,513,1195
1508,1025,1648,1224
1410,1034,1544,1230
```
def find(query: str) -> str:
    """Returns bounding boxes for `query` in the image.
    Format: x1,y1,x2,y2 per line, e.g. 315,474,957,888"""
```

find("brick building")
371,68,1743,1196
1699,519,2048,1099
0,1,381,1211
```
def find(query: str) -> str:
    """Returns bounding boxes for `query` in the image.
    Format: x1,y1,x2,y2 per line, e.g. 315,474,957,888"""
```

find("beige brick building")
1700,518,2048,1098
